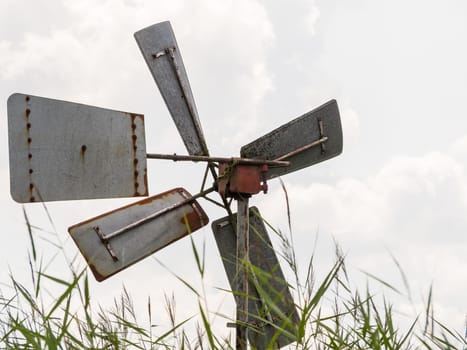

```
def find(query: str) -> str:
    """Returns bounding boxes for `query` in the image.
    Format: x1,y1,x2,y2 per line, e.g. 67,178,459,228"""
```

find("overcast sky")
1,0,467,342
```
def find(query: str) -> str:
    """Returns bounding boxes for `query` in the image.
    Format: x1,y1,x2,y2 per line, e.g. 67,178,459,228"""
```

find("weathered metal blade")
240,100,343,179
212,207,299,349
134,21,209,156
69,188,209,282
7,93,148,203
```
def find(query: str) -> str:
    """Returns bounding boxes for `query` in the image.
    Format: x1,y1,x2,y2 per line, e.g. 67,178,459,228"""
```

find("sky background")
1,0,467,342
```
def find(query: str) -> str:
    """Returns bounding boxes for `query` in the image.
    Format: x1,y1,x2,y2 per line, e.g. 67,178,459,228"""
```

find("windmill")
7,21,343,349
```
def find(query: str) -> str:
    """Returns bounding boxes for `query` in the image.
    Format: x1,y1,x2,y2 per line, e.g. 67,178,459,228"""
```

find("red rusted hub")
217,163,268,198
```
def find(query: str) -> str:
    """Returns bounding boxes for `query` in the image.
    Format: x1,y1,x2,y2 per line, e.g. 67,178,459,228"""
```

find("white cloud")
263,151,467,243
303,2,320,36
339,105,360,147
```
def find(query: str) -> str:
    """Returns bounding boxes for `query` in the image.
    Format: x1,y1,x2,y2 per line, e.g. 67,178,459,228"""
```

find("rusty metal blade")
134,21,209,156
69,188,209,282
240,100,343,179
7,93,148,203
212,207,299,349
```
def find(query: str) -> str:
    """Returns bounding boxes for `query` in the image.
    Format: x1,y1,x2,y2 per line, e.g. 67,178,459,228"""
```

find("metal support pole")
236,197,249,350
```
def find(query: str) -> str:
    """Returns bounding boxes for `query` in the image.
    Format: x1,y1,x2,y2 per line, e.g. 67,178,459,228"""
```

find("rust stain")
89,264,106,282
179,210,203,231
25,105,34,202
130,114,140,195
179,203,209,229
29,183,34,202
130,113,144,122
80,144,87,160
142,167,148,196
129,113,147,196
25,96,30,102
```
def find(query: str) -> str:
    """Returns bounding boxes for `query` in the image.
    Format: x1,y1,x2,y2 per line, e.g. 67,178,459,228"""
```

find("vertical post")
236,197,249,350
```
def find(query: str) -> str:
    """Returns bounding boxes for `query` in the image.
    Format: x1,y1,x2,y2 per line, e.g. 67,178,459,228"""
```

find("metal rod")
97,187,215,241
166,47,210,156
200,163,210,192
202,195,228,209
236,197,249,350
146,153,290,167
274,136,328,161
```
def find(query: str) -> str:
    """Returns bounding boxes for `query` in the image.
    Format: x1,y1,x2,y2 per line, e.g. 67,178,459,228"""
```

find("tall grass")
0,206,465,349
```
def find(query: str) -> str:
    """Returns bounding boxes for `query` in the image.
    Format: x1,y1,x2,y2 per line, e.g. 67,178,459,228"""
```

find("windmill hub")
217,163,269,198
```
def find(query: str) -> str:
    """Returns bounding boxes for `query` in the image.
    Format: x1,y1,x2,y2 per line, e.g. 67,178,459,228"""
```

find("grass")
0,205,465,349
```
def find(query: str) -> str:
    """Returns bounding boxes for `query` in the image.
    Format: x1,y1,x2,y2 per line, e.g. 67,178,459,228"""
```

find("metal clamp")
93,226,119,261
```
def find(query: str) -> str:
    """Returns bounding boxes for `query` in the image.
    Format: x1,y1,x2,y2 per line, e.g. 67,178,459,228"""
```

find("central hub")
217,163,268,198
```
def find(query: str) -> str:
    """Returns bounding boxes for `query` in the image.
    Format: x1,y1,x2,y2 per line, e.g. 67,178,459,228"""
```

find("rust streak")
179,210,203,231
29,183,34,201
142,168,148,196
26,105,34,203
130,114,139,195
89,264,106,282
81,145,87,160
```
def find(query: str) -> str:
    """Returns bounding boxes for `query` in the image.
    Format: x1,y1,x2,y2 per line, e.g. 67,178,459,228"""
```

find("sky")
1,0,467,343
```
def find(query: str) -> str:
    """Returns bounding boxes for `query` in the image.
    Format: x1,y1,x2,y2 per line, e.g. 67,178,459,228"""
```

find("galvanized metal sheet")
212,207,299,349
134,21,209,156
241,100,343,179
7,93,148,203
69,188,209,281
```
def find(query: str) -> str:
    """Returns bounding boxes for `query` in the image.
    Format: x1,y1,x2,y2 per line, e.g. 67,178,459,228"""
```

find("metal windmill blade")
7,93,148,203
212,207,299,349
241,99,343,179
135,21,209,156
69,187,209,281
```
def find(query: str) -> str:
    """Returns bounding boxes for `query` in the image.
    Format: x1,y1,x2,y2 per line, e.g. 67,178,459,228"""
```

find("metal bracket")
151,47,176,59
318,118,326,154
93,226,119,262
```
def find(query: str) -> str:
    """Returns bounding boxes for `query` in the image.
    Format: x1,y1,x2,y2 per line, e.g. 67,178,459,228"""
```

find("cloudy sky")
1,0,467,342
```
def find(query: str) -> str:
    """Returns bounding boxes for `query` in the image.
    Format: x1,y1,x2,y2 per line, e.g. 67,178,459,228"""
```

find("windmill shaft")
146,152,290,167
236,197,250,349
